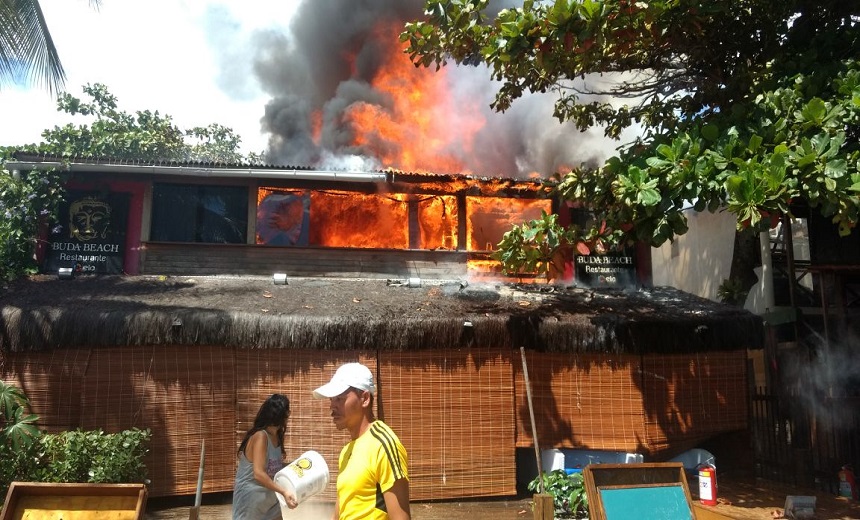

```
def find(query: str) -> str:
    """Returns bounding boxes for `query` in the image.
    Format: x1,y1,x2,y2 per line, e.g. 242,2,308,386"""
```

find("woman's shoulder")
246,428,268,446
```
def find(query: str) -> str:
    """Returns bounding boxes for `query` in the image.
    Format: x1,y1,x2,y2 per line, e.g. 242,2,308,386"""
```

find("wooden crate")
0,482,147,520
583,463,695,520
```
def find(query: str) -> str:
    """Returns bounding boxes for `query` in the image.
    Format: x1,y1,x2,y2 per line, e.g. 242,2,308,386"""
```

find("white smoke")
782,335,860,429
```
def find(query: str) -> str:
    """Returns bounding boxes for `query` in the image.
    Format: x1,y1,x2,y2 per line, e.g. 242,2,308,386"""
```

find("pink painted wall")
64,179,146,275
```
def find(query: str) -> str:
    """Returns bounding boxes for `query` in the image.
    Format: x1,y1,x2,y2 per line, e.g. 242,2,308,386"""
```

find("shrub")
0,381,151,504
528,469,589,519
35,428,151,484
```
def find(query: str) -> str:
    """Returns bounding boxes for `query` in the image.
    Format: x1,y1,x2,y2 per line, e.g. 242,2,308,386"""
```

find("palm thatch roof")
0,275,763,353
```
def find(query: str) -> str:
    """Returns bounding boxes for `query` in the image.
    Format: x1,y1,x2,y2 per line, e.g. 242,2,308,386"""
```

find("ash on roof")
0,275,762,354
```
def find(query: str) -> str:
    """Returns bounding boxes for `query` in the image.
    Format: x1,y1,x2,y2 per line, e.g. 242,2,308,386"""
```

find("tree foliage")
403,1,860,264
0,83,260,280
35,83,254,163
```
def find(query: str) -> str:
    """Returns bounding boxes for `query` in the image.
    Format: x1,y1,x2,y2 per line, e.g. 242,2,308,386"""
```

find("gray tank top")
232,432,285,520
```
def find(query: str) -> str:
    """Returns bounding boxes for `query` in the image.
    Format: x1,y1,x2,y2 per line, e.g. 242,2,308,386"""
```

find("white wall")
651,209,737,301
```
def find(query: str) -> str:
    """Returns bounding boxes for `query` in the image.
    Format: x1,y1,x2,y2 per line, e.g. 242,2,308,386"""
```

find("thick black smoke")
253,0,625,178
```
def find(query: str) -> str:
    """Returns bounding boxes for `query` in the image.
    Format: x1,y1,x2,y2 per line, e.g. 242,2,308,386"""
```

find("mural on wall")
575,249,637,287
44,191,129,274
256,189,311,246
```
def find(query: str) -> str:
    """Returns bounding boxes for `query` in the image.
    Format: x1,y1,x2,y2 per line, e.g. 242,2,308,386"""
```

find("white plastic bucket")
274,450,329,516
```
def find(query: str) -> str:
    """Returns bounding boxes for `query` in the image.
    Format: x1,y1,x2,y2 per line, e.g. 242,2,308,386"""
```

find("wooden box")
583,462,695,520
0,482,147,520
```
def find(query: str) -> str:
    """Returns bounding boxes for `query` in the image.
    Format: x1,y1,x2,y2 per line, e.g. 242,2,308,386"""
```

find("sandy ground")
145,495,533,520
144,477,860,520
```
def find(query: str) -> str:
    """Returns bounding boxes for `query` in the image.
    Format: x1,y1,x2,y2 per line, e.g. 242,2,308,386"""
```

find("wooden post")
533,494,555,520
189,439,205,520
521,347,554,520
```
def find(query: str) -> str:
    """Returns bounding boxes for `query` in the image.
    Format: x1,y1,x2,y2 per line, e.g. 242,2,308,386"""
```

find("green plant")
528,469,588,519
717,278,749,306
0,380,43,502
494,211,575,282
0,380,151,504
0,380,41,451
37,428,151,484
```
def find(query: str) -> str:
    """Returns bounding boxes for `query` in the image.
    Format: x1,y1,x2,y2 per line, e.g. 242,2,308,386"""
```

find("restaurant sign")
574,250,637,287
44,191,129,274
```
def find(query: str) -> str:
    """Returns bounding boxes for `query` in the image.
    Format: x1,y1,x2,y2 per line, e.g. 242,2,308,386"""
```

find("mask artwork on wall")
44,191,130,275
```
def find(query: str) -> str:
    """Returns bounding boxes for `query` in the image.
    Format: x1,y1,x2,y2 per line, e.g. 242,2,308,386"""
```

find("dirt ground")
144,476,860,520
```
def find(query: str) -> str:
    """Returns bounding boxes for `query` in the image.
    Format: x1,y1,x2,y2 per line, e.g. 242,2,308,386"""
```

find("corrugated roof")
9,151,552,187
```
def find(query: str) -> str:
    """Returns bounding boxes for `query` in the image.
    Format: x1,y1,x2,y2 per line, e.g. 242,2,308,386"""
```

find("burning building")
0,0,762,504
1,152,761,504
9,154,559,280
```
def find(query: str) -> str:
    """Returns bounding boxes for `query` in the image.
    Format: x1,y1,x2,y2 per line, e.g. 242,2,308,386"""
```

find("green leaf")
800,98,827,124
825,159,847,178
748,134,763,153
645,156,671,169
0,380,29,420
701,124,719,142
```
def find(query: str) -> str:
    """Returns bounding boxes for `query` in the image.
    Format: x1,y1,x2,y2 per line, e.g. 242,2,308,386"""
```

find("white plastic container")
274,450,330,517
541,449,565,472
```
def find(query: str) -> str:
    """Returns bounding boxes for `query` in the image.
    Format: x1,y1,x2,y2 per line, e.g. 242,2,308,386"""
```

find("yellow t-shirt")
336,420,408,520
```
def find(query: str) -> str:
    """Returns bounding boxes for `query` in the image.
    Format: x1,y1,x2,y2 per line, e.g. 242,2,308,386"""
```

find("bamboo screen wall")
380,349,517,499
639,351,748,455
513,350,749,457
0,346,748,501
514,352,647,452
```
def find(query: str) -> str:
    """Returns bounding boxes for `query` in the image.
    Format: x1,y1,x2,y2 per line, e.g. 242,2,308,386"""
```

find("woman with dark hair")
232,393,298,520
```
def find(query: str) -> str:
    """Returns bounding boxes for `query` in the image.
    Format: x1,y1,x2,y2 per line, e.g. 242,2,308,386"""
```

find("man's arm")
383,478,410,520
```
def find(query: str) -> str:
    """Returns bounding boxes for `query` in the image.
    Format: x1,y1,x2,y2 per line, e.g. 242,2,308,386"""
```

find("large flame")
257,187,549,256
338,22,485,174
254,21,553,276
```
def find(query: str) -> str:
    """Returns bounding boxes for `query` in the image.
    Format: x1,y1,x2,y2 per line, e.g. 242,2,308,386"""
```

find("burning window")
255,187,548,253
418,195,458,250
467,197,551,251
308,190,407,249
257,187,411,249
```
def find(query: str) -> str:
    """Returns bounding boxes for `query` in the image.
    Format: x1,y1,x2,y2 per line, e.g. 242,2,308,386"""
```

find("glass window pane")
151,183,247,243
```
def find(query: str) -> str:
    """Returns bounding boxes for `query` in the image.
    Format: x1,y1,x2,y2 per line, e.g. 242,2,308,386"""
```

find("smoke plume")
253,0,628,178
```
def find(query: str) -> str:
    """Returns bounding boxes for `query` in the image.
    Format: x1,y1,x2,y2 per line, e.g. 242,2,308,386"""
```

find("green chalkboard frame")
583,462,695,520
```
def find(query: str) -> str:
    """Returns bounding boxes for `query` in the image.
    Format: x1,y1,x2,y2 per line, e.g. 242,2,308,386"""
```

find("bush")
0,381,151,504
36,428,151,484
1,427,152,501
528,469,589,519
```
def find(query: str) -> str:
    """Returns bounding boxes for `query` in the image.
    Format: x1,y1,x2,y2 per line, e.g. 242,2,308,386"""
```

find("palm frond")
0,0,65,94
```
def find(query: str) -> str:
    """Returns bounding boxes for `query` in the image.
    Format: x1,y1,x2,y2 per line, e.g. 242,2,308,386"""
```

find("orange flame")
467,198,551,251
256,187,548,255
342,22,485,173
257,22,553,276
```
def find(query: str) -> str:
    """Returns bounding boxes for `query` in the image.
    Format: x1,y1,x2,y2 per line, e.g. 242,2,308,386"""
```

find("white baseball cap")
313,362,376,398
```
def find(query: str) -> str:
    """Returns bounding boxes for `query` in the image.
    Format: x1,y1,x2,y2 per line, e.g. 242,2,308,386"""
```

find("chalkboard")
583,463,695,520
599,484,693,519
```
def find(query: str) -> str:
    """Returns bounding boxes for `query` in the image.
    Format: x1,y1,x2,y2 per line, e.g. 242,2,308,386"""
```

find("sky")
0,0,300,155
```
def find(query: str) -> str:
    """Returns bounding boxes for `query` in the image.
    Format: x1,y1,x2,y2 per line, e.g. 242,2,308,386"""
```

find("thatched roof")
0,275,763,353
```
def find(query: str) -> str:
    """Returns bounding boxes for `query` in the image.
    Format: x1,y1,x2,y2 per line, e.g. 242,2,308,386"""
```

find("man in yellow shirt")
314,362,410,520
